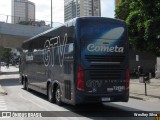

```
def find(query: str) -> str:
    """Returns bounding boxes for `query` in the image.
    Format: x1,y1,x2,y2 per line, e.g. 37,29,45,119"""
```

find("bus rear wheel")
23,79,29,91
48,84,54,103
55,86,62,106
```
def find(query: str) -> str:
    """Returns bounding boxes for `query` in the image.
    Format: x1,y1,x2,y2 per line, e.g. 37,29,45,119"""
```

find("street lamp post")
51,0,53,27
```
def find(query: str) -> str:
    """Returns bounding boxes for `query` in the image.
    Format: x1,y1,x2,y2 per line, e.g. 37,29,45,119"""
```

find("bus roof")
23,17,125,44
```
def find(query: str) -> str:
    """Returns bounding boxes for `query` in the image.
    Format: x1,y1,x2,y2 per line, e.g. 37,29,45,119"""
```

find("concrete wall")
0,22,50,37
155,57,160,78
129,49,156,75
156,57,160,71
0,22,50,48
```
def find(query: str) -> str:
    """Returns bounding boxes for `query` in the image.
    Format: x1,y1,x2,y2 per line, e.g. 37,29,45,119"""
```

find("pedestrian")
139,66,143,74
6,59,10,69
6,62,9,68
136,66,141,77
133,68,138,78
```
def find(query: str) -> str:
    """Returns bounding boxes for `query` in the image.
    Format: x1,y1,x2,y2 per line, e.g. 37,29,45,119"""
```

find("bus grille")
89,70,121,80
85,55,124,69
85,55,124,80
90,65,121,69
85,55,124,62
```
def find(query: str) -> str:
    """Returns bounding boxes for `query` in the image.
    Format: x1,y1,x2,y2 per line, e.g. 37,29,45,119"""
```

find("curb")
0,85,7,95
130,96,144,100
130,95,160,103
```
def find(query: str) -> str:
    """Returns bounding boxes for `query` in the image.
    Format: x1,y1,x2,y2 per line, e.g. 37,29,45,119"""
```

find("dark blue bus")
19,17,130,105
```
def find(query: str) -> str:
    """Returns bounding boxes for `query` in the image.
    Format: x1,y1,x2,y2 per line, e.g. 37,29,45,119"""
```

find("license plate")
101,97,111,102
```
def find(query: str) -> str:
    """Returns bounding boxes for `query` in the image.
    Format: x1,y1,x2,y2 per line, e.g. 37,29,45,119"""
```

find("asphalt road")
0,67,159,120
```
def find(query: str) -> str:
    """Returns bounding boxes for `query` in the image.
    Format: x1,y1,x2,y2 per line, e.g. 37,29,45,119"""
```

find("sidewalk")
0,66,19,95
130,78,160,103
0,66,160,103
0,66,19,73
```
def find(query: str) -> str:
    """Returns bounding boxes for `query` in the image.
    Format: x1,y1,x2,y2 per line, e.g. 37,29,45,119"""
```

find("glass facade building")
64,0,101,22
12,0,35,24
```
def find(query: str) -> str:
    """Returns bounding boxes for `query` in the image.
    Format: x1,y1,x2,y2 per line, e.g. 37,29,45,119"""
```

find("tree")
18,21,32,25
144,17,160,56
0,48,11,62
115,0,160,56
115,0,131,20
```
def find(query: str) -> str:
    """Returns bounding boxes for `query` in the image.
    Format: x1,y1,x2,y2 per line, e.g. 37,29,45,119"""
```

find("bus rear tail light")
126,65,130,89
77,66,84,91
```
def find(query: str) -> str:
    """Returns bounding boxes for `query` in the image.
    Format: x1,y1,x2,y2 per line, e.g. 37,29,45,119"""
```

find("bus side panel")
44,24,76,105
21,22,76,104
61,26,75,105
21,35,49,94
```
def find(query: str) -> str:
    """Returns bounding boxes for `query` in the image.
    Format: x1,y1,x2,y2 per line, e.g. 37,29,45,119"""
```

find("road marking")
18,93,49,111
0,96,7,110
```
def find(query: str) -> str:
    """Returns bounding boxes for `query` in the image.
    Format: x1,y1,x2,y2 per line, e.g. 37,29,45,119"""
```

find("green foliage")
0,46,3,57
0,48,11,62
144,17,160,56
115,0,160,56
18,21,32,25
115,0,131,20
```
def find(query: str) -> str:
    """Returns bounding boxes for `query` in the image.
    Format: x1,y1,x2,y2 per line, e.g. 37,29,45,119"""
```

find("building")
129,49,156,78
64,0,101,22
115,0,122,6
11,0,35,24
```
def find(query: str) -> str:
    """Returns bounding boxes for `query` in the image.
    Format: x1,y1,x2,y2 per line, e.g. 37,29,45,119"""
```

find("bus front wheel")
55,86,62,106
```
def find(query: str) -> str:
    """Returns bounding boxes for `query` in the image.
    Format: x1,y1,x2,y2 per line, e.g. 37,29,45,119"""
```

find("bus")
19,17,130,105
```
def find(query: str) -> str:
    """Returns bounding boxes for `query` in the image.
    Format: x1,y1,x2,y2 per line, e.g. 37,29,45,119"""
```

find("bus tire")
23,79,27,90
48,84,54,103
26,80,29,91
55,86,62,106
122,92,129,102
23,79,29,91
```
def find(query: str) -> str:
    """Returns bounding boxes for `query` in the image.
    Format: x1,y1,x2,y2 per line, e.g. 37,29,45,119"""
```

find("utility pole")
51,0,53,27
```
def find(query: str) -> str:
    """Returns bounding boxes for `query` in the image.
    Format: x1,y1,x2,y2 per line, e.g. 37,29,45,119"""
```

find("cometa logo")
87,44,124,53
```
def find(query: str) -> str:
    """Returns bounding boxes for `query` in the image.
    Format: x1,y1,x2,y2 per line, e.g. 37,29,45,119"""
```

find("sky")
0,0,115,24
